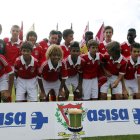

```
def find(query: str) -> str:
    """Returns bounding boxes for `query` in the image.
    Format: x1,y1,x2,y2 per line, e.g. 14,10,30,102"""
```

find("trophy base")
68,126,83,140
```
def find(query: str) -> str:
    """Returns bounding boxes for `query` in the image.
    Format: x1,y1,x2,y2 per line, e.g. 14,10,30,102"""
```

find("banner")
0,100,140,139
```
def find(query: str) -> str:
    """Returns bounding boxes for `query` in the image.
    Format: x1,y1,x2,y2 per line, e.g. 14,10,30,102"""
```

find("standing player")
14,41,39,102
60,29,74,59
121,28,136,58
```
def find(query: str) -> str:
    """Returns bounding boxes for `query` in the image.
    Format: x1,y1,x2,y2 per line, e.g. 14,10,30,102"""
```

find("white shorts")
16,77,38,101
100,75,122,94
66,74,78,91
42,79,61,96
0,74,8,91
82,78,98,100
125,79,138,95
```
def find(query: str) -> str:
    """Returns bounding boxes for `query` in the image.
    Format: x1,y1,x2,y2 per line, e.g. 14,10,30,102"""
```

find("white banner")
0,100,140,139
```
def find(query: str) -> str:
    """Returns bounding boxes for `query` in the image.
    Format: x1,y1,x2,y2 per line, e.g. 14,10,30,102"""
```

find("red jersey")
124,56,140,80
39,59,68,82
39,40,49,59
104,55,127,75
4,39,22,66
64,55,84,77
14,55,39,79
0,54,13,77
32,44,43,63
81,52,102,79
98,40,112,55
120,41,131,58
60,43,70,59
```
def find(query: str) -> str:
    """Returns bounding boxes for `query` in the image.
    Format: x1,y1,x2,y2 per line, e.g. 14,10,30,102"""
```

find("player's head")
85,31,93,45
70,41,80,59
63,29,74,44
46,44,63,64
26,31,37,45
10,25,20,39
106,41,121,60
21,41,33,58
49,30,58,45
87,39,99,55
127,28,136,44
57,31,62,45
104,26,113,41
131,42,140,61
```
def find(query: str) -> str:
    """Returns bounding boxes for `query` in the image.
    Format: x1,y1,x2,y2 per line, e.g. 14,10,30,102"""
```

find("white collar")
48,59,62,70
88,52,100,60
68,55,81,66
11,38,21,45
111,55,123,63
130,56,139,65
103,40,113,46
21,55,34,66
61,42,70,51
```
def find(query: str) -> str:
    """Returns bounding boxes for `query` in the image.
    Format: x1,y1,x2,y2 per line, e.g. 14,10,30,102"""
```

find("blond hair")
46,44,63,60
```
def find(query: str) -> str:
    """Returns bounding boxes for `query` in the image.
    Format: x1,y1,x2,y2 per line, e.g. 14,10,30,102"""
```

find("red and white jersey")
60,43,70,59
124,56,140,80
98,40,113,55
32,44,43,63
4,39,22,66
14,55,39,79
39,59,68,82
39,40,49,59
120,41,131,58
64,55,84,77
0,54,13,77
104,55,127,75
81,52,102,79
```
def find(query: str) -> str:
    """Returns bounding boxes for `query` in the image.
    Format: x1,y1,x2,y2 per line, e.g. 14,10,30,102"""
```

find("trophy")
68,108,83,140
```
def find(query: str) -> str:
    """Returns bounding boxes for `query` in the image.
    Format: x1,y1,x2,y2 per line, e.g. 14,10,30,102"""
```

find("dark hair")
104,26,113,34
63,29,74,39
87,39,99,48
85,31,93,37
57,31,62,35
21,41,33,51
106,41,120,55
131,42,140,51
49,30,58,37
128,28,136,34
26,31,37,41
70,41,80,49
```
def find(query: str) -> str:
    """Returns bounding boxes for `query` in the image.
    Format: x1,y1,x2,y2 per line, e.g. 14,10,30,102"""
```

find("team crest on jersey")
34,50,39,56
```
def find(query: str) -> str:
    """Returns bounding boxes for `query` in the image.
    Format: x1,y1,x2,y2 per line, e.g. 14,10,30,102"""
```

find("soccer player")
100,41,127,100
80,31,93,54
38,44,68,101
26,31,43,63
81,39,102,100
60,29,74,59
0,54,14,102
122,42,140,99
14,41,39,102
121,28,136,58
65,41,83,100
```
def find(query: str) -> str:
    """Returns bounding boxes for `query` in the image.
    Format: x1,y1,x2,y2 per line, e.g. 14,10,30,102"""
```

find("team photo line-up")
0,24,139,102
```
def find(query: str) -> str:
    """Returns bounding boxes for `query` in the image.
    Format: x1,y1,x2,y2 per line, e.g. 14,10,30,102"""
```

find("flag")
29,23,35,31
80,23,89,47
95,23,104,43
70,23,73,30
19,21,23,41
56,23,58,31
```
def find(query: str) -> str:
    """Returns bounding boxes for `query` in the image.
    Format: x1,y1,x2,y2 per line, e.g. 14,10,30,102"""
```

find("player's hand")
104,70,112,77
111,80,119,88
